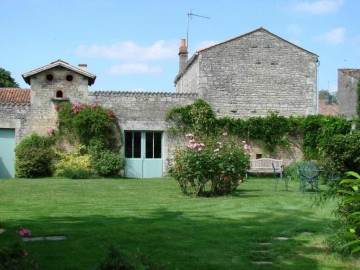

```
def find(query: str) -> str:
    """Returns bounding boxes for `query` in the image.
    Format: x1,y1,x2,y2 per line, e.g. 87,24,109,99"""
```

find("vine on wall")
56,102,121,150
166,99,351,158
15,102,124,178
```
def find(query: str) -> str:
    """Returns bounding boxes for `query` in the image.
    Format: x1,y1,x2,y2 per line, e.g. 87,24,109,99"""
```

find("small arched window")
56,90,63,98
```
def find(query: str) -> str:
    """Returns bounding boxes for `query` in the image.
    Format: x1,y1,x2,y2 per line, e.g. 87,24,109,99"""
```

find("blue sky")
1,0,359,93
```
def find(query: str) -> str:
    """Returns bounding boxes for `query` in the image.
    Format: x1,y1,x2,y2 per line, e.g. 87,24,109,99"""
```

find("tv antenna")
187,12,209,50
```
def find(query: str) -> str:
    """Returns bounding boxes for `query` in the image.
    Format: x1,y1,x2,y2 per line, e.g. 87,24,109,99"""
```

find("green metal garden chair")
298,161,321,192
272,162,288,191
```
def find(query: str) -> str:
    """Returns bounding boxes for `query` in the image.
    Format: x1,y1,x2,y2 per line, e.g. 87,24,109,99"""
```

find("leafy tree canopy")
319,89,337,103
0,67,19,87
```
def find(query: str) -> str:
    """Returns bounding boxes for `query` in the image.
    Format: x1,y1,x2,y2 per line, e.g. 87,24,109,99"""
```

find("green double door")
0,128,15,178
124,131,163,178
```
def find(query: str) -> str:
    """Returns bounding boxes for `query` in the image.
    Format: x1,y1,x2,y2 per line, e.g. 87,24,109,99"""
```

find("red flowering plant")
171,133,250,196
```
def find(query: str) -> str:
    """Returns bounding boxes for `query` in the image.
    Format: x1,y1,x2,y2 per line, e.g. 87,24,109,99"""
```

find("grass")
0,177,359,269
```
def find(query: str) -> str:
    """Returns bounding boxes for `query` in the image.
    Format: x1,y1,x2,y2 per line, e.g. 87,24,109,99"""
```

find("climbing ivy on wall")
166,99,351,157
166,99,217,136
56,102,121,150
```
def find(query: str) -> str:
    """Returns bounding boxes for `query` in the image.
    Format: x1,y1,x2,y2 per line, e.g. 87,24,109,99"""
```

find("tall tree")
0,67,19,87
319,89,337,104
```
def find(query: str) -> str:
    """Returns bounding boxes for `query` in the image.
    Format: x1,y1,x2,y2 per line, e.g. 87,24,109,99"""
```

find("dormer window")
46,74,54,81
56,90,64,98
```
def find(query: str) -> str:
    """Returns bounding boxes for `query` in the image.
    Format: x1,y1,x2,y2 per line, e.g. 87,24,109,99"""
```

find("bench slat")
247,158,283,177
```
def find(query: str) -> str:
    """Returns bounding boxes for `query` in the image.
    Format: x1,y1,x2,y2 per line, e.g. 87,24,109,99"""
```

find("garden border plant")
170,132,250,196
317,171,360,255
15,133,56,178
55,102,125,178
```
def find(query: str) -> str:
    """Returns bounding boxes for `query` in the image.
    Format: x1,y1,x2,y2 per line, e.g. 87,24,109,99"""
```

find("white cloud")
75,40,178,61
293,0,344,14
109,63,161,75
314,27,345,44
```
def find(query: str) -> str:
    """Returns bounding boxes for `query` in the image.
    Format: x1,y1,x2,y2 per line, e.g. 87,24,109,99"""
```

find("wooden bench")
246,158,283,178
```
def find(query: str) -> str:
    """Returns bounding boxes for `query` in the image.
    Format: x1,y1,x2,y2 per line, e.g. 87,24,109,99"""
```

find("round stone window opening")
46,74,54,81
56,90,64,98
66,74,73,82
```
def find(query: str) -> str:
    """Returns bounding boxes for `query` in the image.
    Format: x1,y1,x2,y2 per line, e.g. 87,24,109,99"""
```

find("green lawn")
0,177,359,269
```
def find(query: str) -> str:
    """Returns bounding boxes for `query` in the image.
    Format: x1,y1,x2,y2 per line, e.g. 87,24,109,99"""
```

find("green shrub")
170,134,249,196
323,130,360,175
303,115,351,160
91,150,124,177
325,172,360,255
283,162,302,182
54,145,93,178
15,133,55,178
88,140,124,177
0,242,38,269
166,99,217,136
97,245,163,270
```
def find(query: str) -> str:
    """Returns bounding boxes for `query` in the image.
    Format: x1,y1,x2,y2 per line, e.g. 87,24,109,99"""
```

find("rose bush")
170,133,250,196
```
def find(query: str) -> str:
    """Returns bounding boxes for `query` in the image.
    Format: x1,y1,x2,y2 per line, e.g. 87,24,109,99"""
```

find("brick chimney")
178,39,188,72
78,64,87,71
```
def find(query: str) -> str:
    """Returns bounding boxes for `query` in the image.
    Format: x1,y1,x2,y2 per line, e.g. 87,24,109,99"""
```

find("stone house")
175,27,319,118
0,27,318,178
338,69,360,119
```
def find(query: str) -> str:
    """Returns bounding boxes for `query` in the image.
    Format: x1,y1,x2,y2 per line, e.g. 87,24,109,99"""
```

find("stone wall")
88,91,198,130
88,91,199,171
338,70,359,119
0,104,30,143
176,29,318,118
175,56,200,94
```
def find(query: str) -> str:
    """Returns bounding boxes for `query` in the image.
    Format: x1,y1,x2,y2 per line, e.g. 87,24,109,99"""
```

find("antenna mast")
187,12,209,49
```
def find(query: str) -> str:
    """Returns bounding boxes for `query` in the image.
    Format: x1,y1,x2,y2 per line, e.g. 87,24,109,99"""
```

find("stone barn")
0,27,318,178
175,27,319,118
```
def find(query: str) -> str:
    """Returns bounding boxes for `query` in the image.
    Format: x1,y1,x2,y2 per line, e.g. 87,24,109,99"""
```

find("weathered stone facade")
20,61,95,138
0,27,320,177
175,27,319,118
88,91,197,131
88,91,198,165
0,103,29,144
338,69,360,119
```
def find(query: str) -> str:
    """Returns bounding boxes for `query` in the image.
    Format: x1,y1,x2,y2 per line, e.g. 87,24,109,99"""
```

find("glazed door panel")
0,129,15,178
124,131,163,178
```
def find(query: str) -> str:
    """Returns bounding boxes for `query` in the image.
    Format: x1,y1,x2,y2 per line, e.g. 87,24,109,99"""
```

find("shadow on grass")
0,207,333,270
